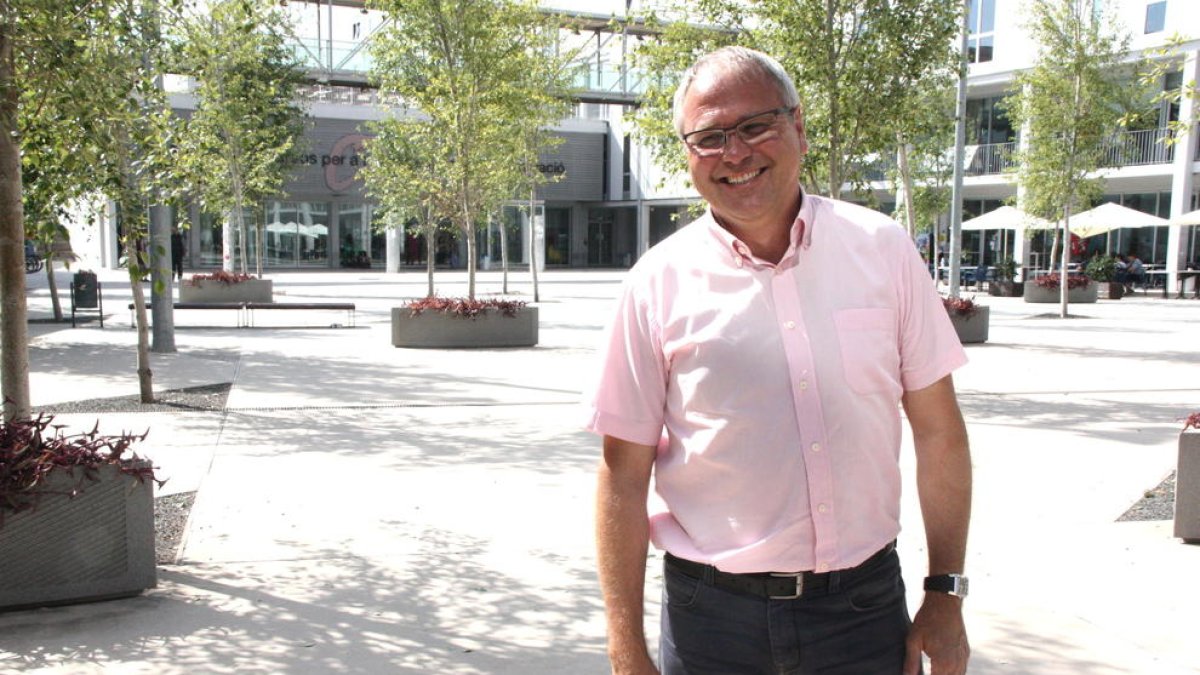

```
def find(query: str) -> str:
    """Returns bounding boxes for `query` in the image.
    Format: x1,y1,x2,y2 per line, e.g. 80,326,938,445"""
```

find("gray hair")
671,46,801,138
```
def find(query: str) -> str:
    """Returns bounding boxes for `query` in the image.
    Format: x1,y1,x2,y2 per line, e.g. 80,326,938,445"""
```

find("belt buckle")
768,572,804,599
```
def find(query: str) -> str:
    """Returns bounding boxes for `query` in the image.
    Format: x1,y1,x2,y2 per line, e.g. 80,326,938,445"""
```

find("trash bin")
70,271,103,328
72,272,98,308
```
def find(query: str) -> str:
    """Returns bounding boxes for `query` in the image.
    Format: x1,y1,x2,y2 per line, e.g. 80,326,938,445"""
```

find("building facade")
72,0,1199,288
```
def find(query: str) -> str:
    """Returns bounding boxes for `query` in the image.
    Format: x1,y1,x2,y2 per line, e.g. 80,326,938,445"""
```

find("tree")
631,0,960,201
173,0,307,276
1003,0,1140,317
1,0,167,418
366,0,572,300
361,117,451,298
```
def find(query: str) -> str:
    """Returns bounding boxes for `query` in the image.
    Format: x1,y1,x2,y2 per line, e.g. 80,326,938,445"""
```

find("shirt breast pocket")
833,308,900,396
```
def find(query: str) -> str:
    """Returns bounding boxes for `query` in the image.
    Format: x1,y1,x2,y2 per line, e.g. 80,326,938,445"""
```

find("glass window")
545,207,570,266
265,201,330,268
338,203,374,268
1144,1,1166,34
967,0,996,63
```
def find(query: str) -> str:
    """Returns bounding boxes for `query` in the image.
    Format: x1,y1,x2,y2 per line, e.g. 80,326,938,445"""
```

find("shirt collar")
706,187,814,268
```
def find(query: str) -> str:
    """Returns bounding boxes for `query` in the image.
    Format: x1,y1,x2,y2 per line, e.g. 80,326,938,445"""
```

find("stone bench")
128,302,246,327
244,302,356,328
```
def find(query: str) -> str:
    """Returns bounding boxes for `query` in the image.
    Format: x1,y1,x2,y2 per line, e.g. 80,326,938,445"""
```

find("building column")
1167,47,1199,291
1013,84,1034,280
386,220,401,273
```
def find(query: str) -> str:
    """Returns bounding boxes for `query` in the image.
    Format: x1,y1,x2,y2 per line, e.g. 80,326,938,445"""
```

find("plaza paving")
1,266,1198,674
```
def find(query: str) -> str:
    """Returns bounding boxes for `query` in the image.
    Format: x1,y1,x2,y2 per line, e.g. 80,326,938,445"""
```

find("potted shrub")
391,296,538,348
942,295,989,344
1023,272,1098,303
988,258,1023,297
180,271,273,303
0,414,159,611
1176,412,1200,543
1084,255,1124,300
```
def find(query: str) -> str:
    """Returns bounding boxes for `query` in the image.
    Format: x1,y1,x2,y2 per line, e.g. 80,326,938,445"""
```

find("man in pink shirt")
586,47,972,674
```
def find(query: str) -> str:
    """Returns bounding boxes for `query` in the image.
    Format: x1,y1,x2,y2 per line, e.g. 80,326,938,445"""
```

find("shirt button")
817,503,828,513
735,258,743,268
810,442,821,452
784,320,796,329
798,380,809,391
816,562,830,573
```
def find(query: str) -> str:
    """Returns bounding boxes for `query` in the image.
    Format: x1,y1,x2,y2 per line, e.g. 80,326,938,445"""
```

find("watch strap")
923,573,969,597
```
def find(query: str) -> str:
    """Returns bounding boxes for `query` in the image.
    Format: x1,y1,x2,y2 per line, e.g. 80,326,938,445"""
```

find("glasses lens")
737,112,782,143
688,130,726,153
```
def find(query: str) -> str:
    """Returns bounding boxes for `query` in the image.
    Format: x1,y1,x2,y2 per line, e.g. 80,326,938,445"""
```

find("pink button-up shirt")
583,191,966,574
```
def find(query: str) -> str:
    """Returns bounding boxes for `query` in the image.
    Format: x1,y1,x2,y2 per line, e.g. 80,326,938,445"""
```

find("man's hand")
903,593,969,675
609,650,660,675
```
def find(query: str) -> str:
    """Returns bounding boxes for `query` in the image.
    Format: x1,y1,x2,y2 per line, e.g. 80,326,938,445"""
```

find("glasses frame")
681,106,798,157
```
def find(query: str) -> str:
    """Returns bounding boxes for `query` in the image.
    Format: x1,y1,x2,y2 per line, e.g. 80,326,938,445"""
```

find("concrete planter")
391,306,538,348
0,463,156,611
1176,429,1200,543
948,305,989,344
180,279,272,303
988,281,1024,297
1023,281,1098,304
1096,281,1124,300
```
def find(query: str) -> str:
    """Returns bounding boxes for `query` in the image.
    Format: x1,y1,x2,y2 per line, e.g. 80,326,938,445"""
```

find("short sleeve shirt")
583,191,967,574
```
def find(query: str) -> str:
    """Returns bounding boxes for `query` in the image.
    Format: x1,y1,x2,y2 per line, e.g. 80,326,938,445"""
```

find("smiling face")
680,66,808,241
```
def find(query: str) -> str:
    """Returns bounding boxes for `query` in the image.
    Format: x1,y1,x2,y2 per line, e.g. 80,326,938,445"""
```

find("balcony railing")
1103,128,1174,167
966,141,1016,176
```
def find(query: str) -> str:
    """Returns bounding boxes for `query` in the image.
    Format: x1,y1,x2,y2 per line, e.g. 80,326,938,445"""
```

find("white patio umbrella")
1054,202,1168,238
959,205,1052,231
1169,209,1200,226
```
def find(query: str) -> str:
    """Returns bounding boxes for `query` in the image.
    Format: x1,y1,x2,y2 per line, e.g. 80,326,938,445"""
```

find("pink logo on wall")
325,133,369,192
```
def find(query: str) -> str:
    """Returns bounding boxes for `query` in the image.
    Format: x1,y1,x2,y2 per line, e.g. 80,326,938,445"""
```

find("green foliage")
631,0,960,200
364,0,573,298
172,0,308,273
1133,33,1199,147
994,258,1019,281
1003,0,1142,223
1084,254,1117,281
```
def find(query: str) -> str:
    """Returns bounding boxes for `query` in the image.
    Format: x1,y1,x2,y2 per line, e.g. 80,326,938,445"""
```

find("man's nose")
721,132,753,161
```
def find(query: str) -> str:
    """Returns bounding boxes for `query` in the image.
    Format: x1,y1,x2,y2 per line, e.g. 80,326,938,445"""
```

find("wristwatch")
923,573,969,597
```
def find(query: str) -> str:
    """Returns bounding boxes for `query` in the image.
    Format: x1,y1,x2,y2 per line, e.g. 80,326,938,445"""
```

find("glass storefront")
264,201,330,267
545,207,571,266
337,202,381,268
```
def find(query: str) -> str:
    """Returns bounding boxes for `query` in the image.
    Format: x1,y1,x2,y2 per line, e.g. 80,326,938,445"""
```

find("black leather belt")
664,541,895,600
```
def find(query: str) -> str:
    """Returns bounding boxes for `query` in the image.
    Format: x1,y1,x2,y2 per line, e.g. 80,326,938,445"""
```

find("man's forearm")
916,426,971,575
596,452,656,672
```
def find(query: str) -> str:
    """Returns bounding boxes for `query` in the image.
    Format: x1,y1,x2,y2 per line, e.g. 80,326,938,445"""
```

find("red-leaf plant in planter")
0,412,161,610
0,414,158,523
183,271,255,287
942,295,980,317
403,296,527,319
1033,273,1092,290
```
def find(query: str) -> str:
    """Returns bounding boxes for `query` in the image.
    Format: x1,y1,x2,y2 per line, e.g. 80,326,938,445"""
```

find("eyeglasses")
682,107,796,157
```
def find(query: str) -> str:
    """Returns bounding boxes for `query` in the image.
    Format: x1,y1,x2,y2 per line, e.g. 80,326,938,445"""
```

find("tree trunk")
222,210,234,272
499,212,509,295
425,226,435,297
897,137,917,238
45,256,62,322
125,235,154,403
463,198,476,300
529,186,539,303
0,18,30,421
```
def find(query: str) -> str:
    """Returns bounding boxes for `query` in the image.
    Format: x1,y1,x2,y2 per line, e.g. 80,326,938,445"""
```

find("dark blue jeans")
659,548,911,674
